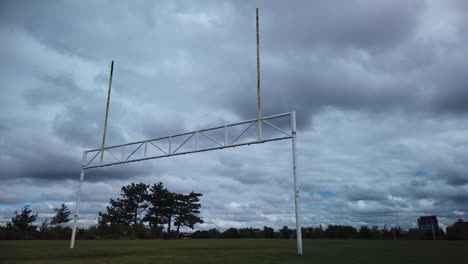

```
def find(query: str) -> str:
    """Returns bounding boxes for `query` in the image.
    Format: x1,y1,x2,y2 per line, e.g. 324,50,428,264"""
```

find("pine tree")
174,192,204,238
98,183,149,237
144,182,169,236
10,206,37,231
51,204,71,226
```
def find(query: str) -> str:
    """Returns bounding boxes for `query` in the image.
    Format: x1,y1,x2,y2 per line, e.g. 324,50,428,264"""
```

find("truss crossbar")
82,112,292,170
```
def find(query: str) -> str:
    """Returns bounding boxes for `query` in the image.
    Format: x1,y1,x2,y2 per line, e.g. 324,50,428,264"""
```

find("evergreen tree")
10,206,37,231
121,183,149,229
163,190,176,237
174,191,204,237
51,204,71,226
98,182,149,237
145,182,170,237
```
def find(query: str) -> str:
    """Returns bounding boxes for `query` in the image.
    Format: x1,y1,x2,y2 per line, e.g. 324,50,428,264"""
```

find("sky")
1,0,468,232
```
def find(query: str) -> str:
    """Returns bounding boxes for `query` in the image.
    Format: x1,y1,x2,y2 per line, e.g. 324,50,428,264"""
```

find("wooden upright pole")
100,60,114,163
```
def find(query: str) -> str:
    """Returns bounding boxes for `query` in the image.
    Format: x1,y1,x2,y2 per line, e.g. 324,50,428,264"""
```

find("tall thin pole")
430,218,436,240
291,111,302,255
70,170,84,248
256,8,262,141
70,151,86,249
70,152,86,248
100,60,114,164
394,210,399,240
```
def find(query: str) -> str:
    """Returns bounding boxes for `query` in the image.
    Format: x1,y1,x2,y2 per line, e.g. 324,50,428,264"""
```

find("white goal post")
70,112,302,255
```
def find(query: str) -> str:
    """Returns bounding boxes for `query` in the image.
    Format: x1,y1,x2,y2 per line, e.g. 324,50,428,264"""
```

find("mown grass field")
1,239,467,264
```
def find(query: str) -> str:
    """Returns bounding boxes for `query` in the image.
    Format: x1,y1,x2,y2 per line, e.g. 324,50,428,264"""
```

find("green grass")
1,239,467,264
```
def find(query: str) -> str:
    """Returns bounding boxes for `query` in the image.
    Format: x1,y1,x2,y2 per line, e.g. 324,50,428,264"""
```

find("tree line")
190,225,446,240
1,218,447,240
96,182,203,239
0,182,455,240
190,225,392,239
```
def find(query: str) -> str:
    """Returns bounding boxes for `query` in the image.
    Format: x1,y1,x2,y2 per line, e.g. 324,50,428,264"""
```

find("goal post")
70,112,302,255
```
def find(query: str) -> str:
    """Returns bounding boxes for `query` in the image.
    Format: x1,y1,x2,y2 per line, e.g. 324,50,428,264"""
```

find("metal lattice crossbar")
82,112,293,170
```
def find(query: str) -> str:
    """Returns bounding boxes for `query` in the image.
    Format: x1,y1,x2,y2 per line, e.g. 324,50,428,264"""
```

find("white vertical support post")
224,126,228,146
291,111,302,255
70,168,85,249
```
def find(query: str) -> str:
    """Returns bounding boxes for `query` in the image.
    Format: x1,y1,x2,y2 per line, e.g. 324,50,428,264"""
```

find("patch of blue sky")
27,193,40,200
317,191,337,198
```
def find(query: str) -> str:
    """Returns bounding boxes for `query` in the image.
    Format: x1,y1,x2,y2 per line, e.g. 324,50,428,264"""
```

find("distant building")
446,219,468,240
418,216,439,233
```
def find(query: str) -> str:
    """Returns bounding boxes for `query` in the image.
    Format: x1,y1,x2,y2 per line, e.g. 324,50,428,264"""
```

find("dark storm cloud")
0,145,152,183
436,168,468,185
0,193,26,205
242,0,424,51
389,179,468,209
220,0,426,125
228,63,420,129
0,0,231,65
219,165,271,185
224,0,468,128
6,0,465,127
85,163,167,183
428,61,468,114
24,74,81,107
345,186,387,201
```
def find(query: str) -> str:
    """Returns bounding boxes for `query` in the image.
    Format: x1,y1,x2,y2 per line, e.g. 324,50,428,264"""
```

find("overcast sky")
1,0,468,232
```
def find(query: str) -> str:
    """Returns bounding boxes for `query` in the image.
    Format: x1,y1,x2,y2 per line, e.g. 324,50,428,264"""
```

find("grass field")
1,239,467,264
